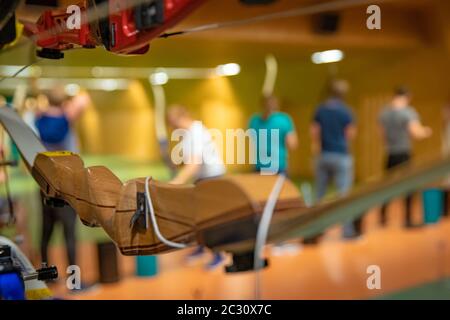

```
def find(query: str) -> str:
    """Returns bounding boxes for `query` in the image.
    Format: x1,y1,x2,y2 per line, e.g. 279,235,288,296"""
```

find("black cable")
0,59,41,84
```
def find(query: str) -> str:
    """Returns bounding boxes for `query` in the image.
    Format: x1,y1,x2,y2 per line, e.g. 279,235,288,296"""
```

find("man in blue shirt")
311,80,359,239
248,95,298,175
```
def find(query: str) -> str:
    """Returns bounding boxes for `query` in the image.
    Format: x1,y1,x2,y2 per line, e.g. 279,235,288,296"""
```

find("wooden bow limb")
31,151,303,255
0,107,303,255
2,108,448,258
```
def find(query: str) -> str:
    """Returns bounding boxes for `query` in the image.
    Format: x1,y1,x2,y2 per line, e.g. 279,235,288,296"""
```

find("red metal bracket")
23,0,206,58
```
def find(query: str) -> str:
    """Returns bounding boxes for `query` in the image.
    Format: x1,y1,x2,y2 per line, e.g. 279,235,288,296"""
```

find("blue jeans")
316,152,357,237
316,152,353,200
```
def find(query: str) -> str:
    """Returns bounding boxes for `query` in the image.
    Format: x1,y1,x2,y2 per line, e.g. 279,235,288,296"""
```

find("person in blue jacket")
35,86,89,272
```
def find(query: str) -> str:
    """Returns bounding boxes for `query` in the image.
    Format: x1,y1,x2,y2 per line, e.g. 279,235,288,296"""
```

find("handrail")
270,156,450,243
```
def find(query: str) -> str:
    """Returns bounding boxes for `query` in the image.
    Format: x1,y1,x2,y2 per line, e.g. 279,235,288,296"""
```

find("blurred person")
248,95,298,175
0,95,6,107
34,86,89,273
248,95,301,253
35,88,89,152
0,164,30,256
379,86,432,228
442,97,450,216
0,148,13,229
21,97,40,135
310,79,360,239
167,105,226,184
0,97,32,255
167,105,226,269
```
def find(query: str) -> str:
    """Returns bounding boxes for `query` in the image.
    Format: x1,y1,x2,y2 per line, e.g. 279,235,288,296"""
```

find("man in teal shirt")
249,95,298,174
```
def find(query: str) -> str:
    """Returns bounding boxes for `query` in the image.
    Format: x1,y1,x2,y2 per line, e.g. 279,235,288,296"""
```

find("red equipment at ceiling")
22,0,206,59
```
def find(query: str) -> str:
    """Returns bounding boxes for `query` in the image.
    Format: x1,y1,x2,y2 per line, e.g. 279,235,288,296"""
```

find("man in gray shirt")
379,87,432,227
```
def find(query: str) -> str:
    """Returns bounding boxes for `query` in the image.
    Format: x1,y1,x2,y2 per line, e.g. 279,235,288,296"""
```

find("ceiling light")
216,63,241,77
150,71,169,86
101,79,119,91
311,50,344,64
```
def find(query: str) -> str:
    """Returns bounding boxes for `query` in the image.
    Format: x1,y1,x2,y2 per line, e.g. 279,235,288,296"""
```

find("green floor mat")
378,278,450,300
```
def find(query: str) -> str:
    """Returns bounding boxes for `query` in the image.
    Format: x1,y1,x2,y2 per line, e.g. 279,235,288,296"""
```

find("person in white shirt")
167,105,225,184
166,105,225,269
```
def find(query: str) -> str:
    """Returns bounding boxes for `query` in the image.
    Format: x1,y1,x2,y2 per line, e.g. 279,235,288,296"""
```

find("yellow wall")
77,80,159,161
351,48,450,182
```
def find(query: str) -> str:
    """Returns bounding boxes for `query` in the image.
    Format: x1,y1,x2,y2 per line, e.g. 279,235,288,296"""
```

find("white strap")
254,174,286,268
144,177,188,249
254,174,286,298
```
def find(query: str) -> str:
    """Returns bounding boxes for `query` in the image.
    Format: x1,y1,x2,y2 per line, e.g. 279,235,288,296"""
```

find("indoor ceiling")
3,0,447,68
15,0,445,50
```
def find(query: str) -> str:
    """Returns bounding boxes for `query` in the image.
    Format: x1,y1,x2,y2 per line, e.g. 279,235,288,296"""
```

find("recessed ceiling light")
216,63,241,76
311,50,344,64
